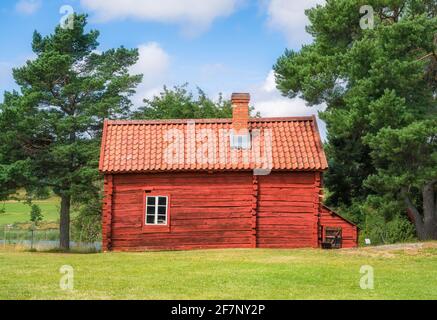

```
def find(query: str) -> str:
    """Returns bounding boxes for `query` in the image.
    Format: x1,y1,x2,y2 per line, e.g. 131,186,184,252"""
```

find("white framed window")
145,196,168,225
230,132,251,149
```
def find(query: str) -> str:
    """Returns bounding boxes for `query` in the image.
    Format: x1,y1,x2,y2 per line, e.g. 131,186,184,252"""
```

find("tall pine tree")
274,0,437,240
0,14,142,249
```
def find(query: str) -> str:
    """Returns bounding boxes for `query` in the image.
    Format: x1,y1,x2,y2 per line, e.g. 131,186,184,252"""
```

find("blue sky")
0,0,326,135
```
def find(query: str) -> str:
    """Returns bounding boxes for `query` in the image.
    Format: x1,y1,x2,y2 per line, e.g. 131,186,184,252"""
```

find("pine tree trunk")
60,194,71,251
422,181,437,240
403,190,426,239
406,182,437,241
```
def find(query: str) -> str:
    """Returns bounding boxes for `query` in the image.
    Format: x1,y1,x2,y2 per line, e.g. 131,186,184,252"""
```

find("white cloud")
251,70,327,139
15,0,41,15
129,42,171,106
80,0,241,36
261,69,276,93
130,43,170,81
266,0,325,46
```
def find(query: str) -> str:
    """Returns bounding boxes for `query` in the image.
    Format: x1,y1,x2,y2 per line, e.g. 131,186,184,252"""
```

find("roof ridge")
106,116,316,125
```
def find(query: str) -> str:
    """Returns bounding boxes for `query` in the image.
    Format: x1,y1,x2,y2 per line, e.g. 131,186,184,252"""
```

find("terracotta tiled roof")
99,116,328,173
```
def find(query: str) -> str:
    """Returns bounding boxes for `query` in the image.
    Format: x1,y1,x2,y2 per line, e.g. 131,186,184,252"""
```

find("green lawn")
0,197,60,226
1,244,437,300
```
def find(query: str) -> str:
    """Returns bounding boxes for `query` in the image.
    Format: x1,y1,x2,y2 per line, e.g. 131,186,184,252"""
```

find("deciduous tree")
133,84,233,120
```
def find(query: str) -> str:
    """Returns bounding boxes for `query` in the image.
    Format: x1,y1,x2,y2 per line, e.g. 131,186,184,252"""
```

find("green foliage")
274,0,437,241
71,191,102,243
0,93,31,171
29,204,43,226
365,120,437,190
133,84,234,120
336,196,416,245
359,214,416,245
360,195,416,245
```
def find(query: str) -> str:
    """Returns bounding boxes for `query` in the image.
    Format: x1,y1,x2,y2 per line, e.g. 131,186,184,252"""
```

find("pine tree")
274,0,437,240
0,14,142,250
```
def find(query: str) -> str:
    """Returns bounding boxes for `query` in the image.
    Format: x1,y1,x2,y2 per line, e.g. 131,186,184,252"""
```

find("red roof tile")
99,116,328,173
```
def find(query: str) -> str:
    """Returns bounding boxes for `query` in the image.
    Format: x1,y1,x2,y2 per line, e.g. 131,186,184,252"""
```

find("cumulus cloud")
80,0,241,36
15,0,41,15
266,0,325,46
129,42,171,106
252,70,327,139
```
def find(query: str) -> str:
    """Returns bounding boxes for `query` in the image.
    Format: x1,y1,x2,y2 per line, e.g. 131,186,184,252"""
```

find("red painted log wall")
102,171,357,251
320,206,358,248
107,172,253,251
257,172,320,248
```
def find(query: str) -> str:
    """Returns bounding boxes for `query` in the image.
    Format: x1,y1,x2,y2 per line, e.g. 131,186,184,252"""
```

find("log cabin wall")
108,172,254,251
103,171,323,251
257,172,319,248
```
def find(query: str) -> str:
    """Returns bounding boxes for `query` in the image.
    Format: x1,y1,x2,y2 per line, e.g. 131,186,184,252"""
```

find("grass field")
0,196,60,226
1,244,437,300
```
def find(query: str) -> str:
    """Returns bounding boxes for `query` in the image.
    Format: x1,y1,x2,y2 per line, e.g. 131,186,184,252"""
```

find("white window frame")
145,196,168,226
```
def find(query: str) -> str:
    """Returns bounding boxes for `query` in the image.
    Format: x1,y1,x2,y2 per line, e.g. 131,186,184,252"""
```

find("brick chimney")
231,93,250,134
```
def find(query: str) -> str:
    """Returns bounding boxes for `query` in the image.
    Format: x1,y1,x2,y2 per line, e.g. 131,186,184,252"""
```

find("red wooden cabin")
99,93,358,251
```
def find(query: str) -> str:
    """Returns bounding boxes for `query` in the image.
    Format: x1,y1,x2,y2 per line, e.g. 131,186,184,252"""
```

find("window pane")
243,135,250,148
157,215,166,224
238,136,243,147
146,214,155,224
158,197,167,206
147,206,155,216
157,206,167,215
147,197,155,205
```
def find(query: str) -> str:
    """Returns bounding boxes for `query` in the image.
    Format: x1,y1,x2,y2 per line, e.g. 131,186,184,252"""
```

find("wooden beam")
102,174,114,252
251,175,259,248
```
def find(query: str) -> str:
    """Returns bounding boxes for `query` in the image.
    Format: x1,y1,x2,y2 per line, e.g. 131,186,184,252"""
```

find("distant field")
1,244,437,300
0,197,60,226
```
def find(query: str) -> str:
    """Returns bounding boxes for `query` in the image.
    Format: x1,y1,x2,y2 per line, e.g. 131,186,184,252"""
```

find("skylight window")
230,132,251,150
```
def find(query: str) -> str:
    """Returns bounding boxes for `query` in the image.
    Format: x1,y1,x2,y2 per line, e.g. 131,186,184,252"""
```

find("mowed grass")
0,196,60,226
1,245,437,300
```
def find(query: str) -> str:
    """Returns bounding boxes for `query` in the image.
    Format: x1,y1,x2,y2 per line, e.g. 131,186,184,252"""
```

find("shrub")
360,195,416,245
